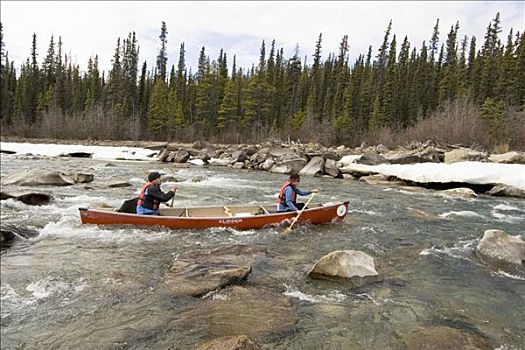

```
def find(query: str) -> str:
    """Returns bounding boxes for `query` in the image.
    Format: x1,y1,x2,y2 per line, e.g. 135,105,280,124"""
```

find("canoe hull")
79,202,349,230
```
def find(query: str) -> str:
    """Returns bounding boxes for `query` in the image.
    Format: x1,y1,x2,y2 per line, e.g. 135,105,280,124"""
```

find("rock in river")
177,286,297,337
475,229,525,268
0,191,52,205
165,245,266,297
308,250,383,288
195,335,261,350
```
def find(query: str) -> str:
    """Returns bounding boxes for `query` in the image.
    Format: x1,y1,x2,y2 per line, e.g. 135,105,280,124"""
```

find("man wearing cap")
136,171,178,215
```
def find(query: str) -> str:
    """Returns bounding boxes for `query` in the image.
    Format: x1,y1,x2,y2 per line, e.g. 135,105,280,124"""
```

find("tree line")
1,14,524,148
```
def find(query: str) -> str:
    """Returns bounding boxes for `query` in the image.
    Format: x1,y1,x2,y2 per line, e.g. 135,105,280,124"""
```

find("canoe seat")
223,206,233,217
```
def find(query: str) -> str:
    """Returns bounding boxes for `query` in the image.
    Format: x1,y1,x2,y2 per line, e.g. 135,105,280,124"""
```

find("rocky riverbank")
153,139,525,198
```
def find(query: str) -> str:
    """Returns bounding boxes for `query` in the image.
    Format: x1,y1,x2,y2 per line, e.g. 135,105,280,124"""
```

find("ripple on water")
283,285,347,304
439,211,487,220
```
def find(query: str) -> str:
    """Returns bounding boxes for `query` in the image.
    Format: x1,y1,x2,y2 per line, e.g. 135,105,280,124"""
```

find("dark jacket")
138,183,175,210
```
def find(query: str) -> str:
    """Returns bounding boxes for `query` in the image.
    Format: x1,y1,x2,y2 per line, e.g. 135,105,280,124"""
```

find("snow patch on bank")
0,142,158,161
341,162,525,189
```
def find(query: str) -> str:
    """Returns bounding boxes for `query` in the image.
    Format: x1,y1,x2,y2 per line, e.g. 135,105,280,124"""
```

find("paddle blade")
281,226,292,235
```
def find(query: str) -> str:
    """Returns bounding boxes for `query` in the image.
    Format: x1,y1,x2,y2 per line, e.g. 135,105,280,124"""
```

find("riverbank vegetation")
1,13,523,150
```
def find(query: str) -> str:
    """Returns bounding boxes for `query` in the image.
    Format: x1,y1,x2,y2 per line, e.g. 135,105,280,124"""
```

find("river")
1,153,524,349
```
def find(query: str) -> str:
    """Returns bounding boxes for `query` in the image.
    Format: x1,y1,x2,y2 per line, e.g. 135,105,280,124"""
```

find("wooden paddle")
281,192,317,235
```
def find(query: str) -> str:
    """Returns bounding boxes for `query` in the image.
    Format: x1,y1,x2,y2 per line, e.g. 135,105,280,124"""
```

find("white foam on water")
349,209,378,216
284,288,347,304
419,239,478,260
26,276,71,299
0,198,31,211
491,270,525,281
493,204,521,212
207,227,256,236
439,211,486,219
490,210,524,224
0,284,30,317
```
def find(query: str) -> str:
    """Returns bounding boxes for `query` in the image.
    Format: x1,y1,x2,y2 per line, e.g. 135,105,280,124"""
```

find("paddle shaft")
282,192,317,234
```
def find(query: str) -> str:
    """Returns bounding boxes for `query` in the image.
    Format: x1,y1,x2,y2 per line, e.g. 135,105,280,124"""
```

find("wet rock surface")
195,335,261,350
165,245,267,297
475,229,525,269
177,286,298,337
308,250,383,287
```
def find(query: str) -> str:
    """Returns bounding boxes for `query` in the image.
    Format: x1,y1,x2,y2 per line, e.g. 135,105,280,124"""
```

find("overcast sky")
2,1,524,74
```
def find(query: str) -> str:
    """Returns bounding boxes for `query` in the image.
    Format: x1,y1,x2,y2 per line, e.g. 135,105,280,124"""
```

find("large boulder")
249,151,269,164
259,158,275,171
299,156,324,177
486,185,525,198
165,245,266,297
270,158,308,174
244,145,258,157
231,150,248,163
4,170,92,186
157,148,171,162
195,335,261,350
74,173,94,183
403,326,491,350
308,250,383,287
60,151,93,158
197,149,213,162
444,148,487,163
488,151,525,164
383,149,441,164
475,229,525,268
176,286,297,337
324,158,342,178
1,224,39,247
0,192,52,205
192,140,214,150
356,153,389,165
173,150,190,163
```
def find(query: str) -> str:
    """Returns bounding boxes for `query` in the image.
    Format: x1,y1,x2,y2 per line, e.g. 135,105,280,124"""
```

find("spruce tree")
156,21,168,81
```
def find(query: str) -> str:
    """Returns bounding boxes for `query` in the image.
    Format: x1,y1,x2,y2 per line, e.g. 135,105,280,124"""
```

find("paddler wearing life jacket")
277,173,319,212
136,171,177,215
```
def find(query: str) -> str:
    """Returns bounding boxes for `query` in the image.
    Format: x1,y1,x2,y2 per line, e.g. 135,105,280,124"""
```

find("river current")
1,154,524,349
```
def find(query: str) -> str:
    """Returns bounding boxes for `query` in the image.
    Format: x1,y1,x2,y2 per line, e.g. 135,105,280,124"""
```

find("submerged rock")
195,335,261,350
475,229,525,268
165,245,266,297
441,187,478,199
308,250,383,287
403,326,491,350
177,286,297,337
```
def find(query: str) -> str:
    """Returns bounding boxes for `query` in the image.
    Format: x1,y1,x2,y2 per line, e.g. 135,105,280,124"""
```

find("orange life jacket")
137,182,158,210
277,180,296,206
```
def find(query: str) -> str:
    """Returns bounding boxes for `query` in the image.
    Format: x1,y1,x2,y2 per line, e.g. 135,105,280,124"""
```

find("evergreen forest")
1,14,524,150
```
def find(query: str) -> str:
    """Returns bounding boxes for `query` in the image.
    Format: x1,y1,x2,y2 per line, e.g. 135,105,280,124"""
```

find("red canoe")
79,202,349,230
